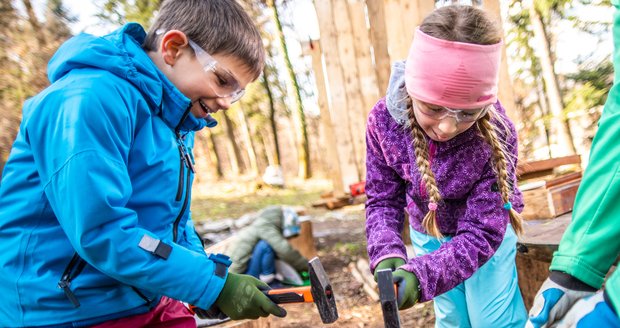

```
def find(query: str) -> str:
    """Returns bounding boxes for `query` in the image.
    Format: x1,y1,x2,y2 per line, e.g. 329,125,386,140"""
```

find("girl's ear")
159,30,189,66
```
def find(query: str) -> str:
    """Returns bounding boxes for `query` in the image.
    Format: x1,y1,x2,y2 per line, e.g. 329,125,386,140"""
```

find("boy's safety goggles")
187,39,245,103
413,100,490,123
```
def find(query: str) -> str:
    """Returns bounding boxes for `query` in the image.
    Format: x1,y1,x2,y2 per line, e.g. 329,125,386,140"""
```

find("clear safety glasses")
413,100,490,123
187,39,245,103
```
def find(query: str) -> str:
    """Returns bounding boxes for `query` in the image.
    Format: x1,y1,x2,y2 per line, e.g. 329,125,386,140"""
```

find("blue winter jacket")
0,24,227,327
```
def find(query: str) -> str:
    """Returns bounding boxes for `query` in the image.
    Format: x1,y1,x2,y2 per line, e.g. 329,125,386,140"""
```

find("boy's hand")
392,269,420,310
374,257,406,281
214,273,287,320
526,274,596,328
557,291,619,327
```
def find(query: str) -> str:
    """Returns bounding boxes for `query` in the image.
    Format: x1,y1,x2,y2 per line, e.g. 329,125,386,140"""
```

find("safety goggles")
413,100,490,123
187,39,245,103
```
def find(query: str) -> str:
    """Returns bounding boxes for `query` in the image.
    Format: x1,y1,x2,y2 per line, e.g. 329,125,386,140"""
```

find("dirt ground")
226,204,436,327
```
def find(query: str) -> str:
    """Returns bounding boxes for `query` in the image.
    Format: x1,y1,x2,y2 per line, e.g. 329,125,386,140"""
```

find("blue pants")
409,226,527,328
244,240,276,278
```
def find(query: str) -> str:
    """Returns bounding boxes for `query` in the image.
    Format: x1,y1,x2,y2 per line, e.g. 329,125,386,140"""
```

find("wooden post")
301,40,345,196
481,0,520,124
314,0,363,190
383,0,434,61
366,0,391,95
288,220,318,259
332,0,367,183
348,0,380,119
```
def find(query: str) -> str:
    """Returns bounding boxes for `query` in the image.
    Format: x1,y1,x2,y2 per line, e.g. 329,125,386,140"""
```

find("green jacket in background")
225,206,308,274
550,0,620,313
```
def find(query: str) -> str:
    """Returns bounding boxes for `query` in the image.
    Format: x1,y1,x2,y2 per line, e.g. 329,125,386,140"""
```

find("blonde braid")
476,114,524,235
407,98,443,238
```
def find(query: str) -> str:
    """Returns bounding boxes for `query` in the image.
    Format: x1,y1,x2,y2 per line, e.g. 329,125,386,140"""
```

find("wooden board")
516,213,571,310
517,155,581,180
520,176,581,220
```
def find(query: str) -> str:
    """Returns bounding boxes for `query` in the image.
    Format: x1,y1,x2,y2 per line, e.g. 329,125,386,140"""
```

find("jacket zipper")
58,252,87,308
172,103,194,242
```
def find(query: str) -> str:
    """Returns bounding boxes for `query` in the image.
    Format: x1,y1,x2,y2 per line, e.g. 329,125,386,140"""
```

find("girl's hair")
143,0,265,80
408,5,523,238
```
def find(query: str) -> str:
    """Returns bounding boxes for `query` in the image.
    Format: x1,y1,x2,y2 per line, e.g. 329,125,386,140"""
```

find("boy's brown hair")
143,0,265,79
407,5,523,237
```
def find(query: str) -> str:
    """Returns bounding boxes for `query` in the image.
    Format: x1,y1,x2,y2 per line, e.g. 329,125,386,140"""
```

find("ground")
191,179,435,327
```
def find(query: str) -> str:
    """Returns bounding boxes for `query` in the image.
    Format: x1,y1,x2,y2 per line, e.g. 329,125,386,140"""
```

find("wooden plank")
301,40,345,195
521,187,555,220
545,171,582,188
549,179,581,217
314,0,362,189
480,0,520,123
288,219,318,259
333,0,367,183
348,0,380,120
365,0,391,94
517,155,581,177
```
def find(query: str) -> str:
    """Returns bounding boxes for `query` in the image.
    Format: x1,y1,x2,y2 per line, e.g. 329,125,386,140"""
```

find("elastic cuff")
549,270,597,292
604,290,618,315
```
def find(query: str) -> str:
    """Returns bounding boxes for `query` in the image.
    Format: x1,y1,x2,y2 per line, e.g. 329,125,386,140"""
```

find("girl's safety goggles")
413,100,490,123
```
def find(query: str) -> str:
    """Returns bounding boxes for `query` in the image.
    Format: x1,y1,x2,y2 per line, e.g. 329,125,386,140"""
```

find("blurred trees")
506,0,612,159
0,0,73,172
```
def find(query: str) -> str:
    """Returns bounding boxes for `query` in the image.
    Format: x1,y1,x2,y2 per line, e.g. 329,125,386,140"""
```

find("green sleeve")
607,269,620,314
550,4,620,289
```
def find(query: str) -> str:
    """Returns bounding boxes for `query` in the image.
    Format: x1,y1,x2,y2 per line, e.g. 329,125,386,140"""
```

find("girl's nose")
437,116,458,135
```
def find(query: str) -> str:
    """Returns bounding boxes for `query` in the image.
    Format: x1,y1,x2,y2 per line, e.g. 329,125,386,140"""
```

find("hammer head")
377,269,401,328
309,257,339,324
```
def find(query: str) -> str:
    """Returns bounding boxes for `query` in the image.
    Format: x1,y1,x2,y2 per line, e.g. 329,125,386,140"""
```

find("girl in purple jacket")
365,5,526,327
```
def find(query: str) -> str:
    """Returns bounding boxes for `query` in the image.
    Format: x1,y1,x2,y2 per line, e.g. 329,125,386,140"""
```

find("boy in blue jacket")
0,0,286,326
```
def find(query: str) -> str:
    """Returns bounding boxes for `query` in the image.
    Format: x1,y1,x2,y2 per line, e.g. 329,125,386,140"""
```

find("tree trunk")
219,111,243,175
237,107,259,177
268,0,311,179
22,0,46,48
529,4,576,156
204,128,223,179
261,72,281,166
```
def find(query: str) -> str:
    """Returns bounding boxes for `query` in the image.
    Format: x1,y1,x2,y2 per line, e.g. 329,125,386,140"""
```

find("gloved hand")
557,291,620,328
392,269,420,310
374,257,406,282
214,272,287,320
527,271,597,328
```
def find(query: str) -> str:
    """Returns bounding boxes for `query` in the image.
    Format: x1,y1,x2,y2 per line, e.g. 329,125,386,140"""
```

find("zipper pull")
184,151,195,173
58,279,81,308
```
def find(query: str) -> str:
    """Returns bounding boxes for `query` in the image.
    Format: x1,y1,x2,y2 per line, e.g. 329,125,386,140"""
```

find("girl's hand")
393,269,420,310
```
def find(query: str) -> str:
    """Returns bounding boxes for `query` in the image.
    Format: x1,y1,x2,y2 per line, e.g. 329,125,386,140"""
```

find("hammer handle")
264,286,314,304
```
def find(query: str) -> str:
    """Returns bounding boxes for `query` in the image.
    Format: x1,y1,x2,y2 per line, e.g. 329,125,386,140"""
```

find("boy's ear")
159,30,189,66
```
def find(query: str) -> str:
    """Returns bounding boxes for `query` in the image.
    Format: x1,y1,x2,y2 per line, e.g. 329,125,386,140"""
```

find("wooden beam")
314,0,363,189
301,39,345,195
517,155,581,177
365,0,391,94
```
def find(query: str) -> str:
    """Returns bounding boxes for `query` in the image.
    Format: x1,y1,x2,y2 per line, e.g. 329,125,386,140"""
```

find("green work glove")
214,272,287,320
374,257,406,282
392,269,420,310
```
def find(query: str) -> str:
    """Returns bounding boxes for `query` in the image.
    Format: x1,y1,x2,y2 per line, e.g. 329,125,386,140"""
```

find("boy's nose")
216,96,232,110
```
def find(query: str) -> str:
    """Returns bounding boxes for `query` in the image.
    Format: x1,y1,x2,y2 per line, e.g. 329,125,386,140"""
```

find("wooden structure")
308,0,518,194
517,214,571,310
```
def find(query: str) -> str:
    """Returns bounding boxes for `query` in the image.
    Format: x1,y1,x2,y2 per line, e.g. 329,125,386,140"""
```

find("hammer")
377,268,402,328
263,256,339,324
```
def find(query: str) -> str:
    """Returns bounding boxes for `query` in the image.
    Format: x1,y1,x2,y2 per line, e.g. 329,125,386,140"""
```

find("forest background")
0,0,615,220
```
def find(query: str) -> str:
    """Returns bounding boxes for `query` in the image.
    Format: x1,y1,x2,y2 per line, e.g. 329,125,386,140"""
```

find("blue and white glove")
527,271,597,328
557,291,620,328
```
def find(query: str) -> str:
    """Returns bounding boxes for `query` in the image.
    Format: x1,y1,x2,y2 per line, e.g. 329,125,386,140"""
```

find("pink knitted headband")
405,28,503,110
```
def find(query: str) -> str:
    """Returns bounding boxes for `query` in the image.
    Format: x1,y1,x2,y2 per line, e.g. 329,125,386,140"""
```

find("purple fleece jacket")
365,62,523,302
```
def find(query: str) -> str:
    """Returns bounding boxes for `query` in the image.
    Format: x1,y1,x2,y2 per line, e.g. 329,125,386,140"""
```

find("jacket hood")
47,23,216,131
385,61,411,127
